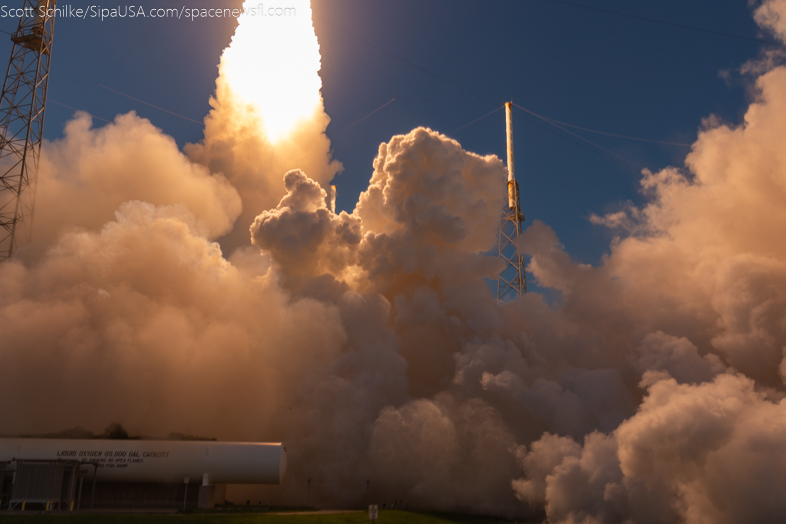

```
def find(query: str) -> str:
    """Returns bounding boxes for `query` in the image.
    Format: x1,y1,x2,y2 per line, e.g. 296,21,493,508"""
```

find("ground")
0,510,523,524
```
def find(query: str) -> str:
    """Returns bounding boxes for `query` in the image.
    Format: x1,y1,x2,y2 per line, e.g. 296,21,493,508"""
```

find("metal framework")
0,0,55,261
4,459,93,511
497,101,527,301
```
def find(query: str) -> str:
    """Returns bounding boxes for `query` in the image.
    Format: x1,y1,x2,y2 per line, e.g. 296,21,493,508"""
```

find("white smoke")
2,0,786,521
30,112,242,257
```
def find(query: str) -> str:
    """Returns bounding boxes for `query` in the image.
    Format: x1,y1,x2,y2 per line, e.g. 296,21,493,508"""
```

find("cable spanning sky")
25,0,760,266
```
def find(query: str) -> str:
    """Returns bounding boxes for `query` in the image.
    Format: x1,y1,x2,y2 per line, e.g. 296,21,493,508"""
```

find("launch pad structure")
497,101,527,301
0,0,55,262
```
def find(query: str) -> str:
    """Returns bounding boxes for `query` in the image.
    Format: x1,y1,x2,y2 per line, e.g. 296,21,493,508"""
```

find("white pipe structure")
505,102,517,209
506,101,515,183
0,439,286,484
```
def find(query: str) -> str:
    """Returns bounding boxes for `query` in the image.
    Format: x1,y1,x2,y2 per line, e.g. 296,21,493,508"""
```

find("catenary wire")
447,106,503,136
534,116,691,147
97,25,157,84
95,83,204,125
511,110,643,173
55,17,690,166
512,102,646,170
328,20,649,173
49,98,112,123
335,97,396,135
520,0,776,45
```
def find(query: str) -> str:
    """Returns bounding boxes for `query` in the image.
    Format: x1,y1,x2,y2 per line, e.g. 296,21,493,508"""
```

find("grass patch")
0,510,513,524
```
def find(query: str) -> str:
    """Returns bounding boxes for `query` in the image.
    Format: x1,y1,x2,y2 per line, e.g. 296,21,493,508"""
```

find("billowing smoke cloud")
502,0,786,520
30,111,242,256
185,0,341,251
3,0,786,521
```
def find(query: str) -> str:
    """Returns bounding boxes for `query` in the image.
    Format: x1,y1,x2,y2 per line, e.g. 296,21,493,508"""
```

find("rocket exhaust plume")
4,1,786,522
185,0,341,251
220,1,322,142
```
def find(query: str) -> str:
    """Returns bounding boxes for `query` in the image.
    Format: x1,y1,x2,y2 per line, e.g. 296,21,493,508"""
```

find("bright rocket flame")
220,0,323,142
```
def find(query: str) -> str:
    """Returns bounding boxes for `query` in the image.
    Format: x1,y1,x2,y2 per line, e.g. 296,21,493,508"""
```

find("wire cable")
97,25,156,84
511,109,643,174
49,98,112,123
59,15,673,174
326,21,499,107
513,102,646,170
447,106,503,136
328,20,648,173
95,83,204,125
335,97,396,135
534,115,692,147
524,0,775,45
97,0,181,83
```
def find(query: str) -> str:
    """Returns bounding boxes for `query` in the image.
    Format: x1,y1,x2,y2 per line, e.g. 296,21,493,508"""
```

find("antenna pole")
497,102,527,301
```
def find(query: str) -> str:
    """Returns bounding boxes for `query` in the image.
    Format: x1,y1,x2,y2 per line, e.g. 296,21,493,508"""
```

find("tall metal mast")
497,101,527,301
0,0,55,261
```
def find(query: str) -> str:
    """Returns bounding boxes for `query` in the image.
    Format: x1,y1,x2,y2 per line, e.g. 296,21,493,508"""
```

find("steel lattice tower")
497,101,527,301
0,0,55,262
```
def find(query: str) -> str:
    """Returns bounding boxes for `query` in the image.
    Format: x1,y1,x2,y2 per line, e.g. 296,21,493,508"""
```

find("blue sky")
6,0,767,265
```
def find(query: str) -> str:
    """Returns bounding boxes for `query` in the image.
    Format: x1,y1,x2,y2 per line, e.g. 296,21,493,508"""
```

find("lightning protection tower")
497,101,527,301
0,0,55,262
